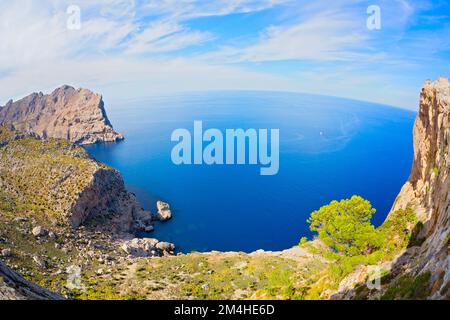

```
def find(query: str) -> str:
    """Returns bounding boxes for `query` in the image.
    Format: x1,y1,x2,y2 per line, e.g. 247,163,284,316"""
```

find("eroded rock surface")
389,77,450,299
0,85,123,145
121,238,175,257
0,126,152,233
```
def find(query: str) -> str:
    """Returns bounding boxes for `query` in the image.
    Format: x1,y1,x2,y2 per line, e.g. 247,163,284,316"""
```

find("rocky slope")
0,260,62,300
0,126,173,300
0,85,123,145
0,125,151,233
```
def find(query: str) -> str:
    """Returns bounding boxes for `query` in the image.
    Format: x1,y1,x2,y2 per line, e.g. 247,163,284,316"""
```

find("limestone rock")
32,226,48,237
0,260,63,300
155,241,175,253
133,209,154,232
0,85,123,145
1,249,12,257
120,238,175,257
155,201,172,221
144,225,155,233
335,77,450,300
32,255,48,269
388,77,450,299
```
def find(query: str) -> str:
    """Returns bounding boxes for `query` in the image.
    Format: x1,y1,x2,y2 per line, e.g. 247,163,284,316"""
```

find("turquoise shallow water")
85,91,416,253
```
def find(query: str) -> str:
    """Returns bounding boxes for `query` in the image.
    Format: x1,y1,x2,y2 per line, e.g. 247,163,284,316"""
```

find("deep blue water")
84,91,416,253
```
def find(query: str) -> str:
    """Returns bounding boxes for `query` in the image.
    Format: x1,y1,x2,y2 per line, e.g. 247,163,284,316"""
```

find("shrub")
381,272,431,300
307,196,382,256
298,237,308,247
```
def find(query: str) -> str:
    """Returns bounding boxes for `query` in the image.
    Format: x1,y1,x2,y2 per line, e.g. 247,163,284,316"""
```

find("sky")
0,0,449,110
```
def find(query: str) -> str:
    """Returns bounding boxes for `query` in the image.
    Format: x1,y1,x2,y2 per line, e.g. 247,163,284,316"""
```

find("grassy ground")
72,251,327,300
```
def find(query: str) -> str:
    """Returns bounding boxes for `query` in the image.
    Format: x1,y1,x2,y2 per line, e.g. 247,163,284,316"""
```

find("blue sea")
85,91,416,253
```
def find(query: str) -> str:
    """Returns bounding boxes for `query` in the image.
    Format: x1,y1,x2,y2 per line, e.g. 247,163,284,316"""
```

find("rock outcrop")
121,238,175,257
0,85,123,145
388,77,450,299
155,201,173,221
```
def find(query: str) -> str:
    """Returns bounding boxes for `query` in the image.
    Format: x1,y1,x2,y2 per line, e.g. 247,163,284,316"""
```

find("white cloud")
0,0,447,110
0,56,298,105
202,10,368,63
141,0,290,20
124,20,213,54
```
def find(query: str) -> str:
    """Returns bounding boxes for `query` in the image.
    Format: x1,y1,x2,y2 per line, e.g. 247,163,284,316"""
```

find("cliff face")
0,126,150,233
389,77,450,299
0,85,123,145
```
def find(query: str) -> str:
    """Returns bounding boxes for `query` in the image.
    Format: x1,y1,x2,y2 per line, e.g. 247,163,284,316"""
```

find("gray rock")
155,201,172,221
32,256,47,269
120,238,175,257
32,226,48,237
1,249,12,257
144,225,154,233
155,241,175,252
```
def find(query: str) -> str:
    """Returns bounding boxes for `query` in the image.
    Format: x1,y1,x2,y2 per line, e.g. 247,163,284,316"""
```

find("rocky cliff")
388,77,450,299
0,85,123,145
0,126,151,233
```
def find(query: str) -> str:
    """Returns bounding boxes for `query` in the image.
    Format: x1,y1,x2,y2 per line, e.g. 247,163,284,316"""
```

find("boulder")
144,225,154,233
155,201,172,221
120,238,175,257
121,238,159,257
134,210,153,224
32,226,48,237
1,248,12,257
32,255,48,269
155,242,175,252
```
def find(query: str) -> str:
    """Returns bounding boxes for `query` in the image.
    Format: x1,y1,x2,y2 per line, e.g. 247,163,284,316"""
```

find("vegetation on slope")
301,197,425,299
0,125,111,224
